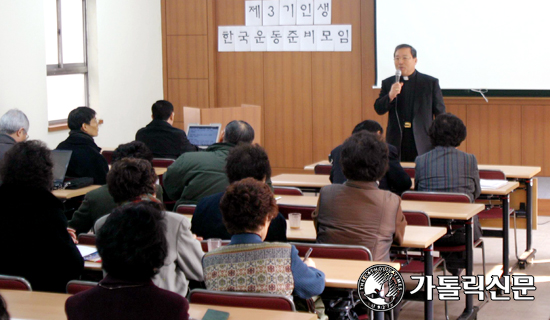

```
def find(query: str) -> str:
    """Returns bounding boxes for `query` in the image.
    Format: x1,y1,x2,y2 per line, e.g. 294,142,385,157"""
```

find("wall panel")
522,106,550,176
167,36,208,79
264,53,313,168
166,0,207,35
168,79,209,124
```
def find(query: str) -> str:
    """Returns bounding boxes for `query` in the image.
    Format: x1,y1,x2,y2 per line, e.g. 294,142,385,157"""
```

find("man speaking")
374,44,446,162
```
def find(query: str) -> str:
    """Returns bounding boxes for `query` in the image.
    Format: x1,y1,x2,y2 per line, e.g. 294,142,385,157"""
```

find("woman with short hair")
66,202,189,320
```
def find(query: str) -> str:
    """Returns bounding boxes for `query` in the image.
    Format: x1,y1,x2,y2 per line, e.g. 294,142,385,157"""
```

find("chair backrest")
200,240,231,252
277,205,315,220
479,169,506,180
101,150,114,164
78,234,97,245
401,191,471,203
290,242,372,261
403,211,431,226
403,167,415,179
273,186,304,196
188,289,296,311
0,275,32,291
152,158,175,168
66,280,98,295
314,164,332,175
175,204,196,215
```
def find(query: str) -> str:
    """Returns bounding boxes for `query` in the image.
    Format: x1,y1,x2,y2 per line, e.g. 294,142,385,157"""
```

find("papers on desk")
480,179,508,190
77,245,101,262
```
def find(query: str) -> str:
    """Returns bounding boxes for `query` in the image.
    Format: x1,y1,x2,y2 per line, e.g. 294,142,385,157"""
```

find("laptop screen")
187,125,221,147
51,150,72,184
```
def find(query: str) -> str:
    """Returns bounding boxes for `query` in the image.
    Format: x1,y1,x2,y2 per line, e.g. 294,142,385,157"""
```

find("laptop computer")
51,150,72,190
186,124,222,149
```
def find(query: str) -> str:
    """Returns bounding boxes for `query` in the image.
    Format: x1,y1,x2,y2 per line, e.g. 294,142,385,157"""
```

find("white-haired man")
0,109,29,162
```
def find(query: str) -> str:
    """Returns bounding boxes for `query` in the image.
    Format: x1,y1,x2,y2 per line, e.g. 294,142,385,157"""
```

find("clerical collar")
403,76,409,81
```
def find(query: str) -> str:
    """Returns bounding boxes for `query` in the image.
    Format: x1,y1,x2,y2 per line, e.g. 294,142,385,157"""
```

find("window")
44,0,88,124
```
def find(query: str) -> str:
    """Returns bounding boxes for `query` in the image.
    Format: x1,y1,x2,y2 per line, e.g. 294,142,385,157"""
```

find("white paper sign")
218,26,236,52
334,25,352,52
235,27,252,52
263,0,280,26
314,0,331,25
266,27,284,51
299,26,316,51
250,27,268,51
283,26,300,51
245,1,263,26
315,26,334,51
296,0,314,25
279,0,297,25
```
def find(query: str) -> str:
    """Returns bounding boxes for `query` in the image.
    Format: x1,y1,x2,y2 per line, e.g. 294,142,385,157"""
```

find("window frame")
46,0,89,128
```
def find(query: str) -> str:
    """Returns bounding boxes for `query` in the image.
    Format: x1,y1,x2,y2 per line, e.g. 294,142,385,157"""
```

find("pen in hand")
303,248,313,262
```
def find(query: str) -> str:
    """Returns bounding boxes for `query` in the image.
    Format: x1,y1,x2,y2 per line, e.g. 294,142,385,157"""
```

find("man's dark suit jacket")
330,143,412,195
191,192,287,242
136,119,198,159
374,70,446,157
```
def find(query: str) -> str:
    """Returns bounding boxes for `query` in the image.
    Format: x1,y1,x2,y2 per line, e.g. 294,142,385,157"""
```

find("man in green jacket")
163,120,254,207
67,141,163,241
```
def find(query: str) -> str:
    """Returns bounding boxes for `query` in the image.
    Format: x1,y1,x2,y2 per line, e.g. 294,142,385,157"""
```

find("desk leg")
424,245,434,320
519,178,536,269
458,218,477,320
501,194,510,279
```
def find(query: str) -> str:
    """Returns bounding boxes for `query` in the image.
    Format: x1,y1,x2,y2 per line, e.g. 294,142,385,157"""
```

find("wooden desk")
52,185,101,200
155,167,167,176
400,162,541,179
272,174,329,191
0,289,317,320
304,160,330,170
315,258,400,289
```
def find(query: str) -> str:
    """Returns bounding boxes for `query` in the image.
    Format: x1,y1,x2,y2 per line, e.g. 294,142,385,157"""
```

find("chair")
401,191,488,316
101,150,114,164
66,280,98,295
175,204,196,215
277,204,315,220
314,164,332,175
291,242,372,261
273,186,304,196
403,167,415,179
78,233,97,245
0,275,32,291
200,239,231,252
152,158,176,210
188,289,296,311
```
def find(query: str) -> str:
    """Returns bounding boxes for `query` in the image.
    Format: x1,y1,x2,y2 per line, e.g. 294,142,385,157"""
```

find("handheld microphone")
395,69,402,84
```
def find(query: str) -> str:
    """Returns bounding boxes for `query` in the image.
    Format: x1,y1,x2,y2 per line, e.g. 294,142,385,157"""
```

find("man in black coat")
56,107,109,185
136,100,198,159
374,44,446,162
191,143,287,242
330,120,412,195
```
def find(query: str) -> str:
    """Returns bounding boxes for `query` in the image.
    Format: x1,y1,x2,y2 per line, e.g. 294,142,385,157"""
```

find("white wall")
0,0,164,149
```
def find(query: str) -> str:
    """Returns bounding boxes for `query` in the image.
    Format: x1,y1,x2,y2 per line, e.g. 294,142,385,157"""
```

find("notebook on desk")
51,150,72,190
187,124,221,149
480,179,508,189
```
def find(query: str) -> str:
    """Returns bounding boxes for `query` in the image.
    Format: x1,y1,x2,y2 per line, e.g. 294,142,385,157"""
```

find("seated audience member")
67,141,163,241
94,158,204,296
315,132,407,261
203,178,325,300
66,202,189,320
0,294,10,320
164,120,254,206
192,144,287,241
0,109,29,163
135,100,198,159
330,120,411,195
0,141,83,293
56,107,109,184
415,113,482,275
